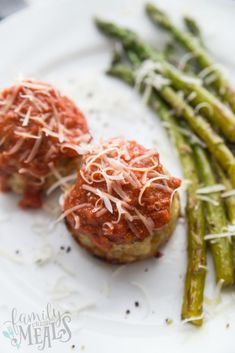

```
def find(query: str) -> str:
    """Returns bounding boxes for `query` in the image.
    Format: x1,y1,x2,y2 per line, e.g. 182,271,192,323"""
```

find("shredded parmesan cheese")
55,203,91,223
186,91,197,103
205,232,235,240
134,60,170,103
194,102,213,116
221,189,235,198
46,173,77,195
196,184,225,195
63,138,180,237
178,52,196,71
138,176,169,205
198,64,219,80
181,314,204,324
196,195,219,206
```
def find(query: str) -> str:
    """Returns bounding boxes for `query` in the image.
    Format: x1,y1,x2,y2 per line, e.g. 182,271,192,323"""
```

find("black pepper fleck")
66,246,71,253
60,246,65,251
71,344,75,349
134,301,139,307
126,309,130,315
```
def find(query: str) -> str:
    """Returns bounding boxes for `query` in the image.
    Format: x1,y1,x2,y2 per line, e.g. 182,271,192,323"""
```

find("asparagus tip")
94,17,107,28
183,15,201,38
145,2,161,12
145,3,155,12
145,2,171,28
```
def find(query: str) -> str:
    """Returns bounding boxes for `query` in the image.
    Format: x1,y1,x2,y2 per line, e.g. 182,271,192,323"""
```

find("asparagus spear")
153,102,206,326
145,3,235,113
214,163,235,266
194,147,234,285
183,15,202,40
107,61,206,325
105,63,235,187
95,18,235,142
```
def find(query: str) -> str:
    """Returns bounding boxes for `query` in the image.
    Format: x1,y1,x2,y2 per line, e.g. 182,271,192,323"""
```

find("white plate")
0,0,235,352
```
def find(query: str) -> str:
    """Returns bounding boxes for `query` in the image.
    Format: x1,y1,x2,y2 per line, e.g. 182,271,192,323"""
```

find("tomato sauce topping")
0,79,91,207
64,138,181,249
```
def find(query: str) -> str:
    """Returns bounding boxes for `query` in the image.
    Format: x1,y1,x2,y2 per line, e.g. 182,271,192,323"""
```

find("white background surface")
0,0,235,352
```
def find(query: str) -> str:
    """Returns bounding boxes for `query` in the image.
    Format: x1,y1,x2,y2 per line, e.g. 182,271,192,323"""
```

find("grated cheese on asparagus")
196,184,225,195
196,195,219,206
194,102,213,116
221,189,235,198
205,232,235,241
178,52,196,71
181,314,204,324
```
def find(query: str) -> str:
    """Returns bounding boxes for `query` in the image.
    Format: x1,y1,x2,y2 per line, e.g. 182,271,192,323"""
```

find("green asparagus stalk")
107,62,206,325
154,102,206,326
105,63,235,187
183,15,202,40
145,3,235,113
95,18,235,142
214,163,235,266
194,146,234,285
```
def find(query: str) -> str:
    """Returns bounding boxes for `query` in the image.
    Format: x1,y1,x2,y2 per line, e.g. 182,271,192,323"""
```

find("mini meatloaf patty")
0,79,91,208
64,138,181,263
